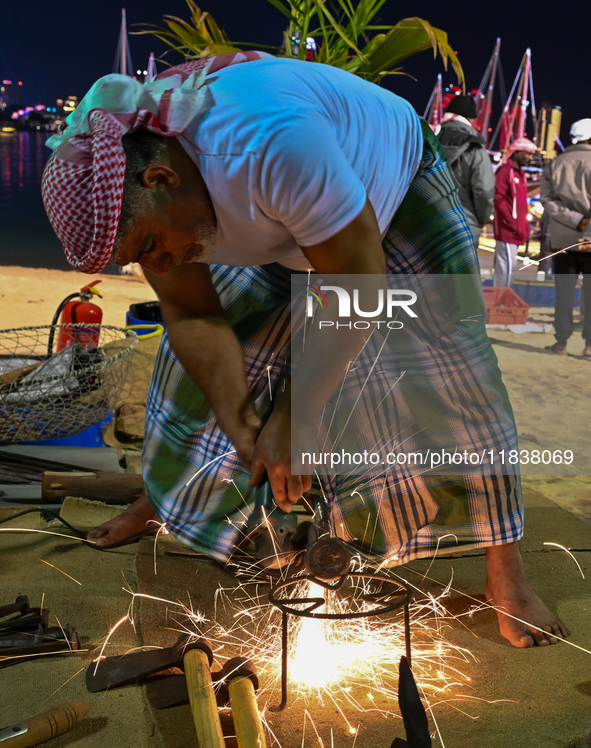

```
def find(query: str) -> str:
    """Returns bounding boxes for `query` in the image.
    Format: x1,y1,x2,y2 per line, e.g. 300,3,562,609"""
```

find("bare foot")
583,345,591,358
87,492,160,547
485,542,566,648
545,343,568,355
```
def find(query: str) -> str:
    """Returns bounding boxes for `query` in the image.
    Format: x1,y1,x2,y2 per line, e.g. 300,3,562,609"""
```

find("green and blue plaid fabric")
142,122,523,564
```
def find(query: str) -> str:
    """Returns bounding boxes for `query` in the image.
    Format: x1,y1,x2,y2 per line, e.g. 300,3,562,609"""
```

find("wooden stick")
228,676,267,748
0,363,42,391
183,648,225,748
1,701,89,747
41,471,144,504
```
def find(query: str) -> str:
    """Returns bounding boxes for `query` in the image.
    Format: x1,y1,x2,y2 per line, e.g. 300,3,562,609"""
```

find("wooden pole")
183,648,225,748
228,676,267,748
1,702,89,747
41,471,144,504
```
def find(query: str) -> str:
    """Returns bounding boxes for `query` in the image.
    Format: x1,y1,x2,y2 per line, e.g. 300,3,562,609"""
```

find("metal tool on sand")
87,635,226,748
147,657,266,748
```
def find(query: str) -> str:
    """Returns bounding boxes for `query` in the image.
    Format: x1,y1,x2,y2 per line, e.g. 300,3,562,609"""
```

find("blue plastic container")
126,301,164,335
19,412,113,447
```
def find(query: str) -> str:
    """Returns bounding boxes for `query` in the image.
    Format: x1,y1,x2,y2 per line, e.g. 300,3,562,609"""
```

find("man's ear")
140,164,181,190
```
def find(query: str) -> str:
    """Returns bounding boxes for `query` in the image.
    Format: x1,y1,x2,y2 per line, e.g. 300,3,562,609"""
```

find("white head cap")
570,118,591,144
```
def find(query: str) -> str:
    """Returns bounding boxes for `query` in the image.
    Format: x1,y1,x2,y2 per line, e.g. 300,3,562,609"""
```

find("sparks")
38,558,82,585
543,542,585,579
92,615,130,675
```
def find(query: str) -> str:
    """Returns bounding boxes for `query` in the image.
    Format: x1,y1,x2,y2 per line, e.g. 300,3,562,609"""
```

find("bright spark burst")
113,565,480,740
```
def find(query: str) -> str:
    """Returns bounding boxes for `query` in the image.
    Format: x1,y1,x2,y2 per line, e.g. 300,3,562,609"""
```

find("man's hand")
225,401,261,470
248,405,312,512
577,217,591,251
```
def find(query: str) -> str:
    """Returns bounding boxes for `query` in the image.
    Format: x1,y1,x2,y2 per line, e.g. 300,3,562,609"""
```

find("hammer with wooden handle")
86,634,224,748
219,657,266,748
183,639,226,748
0,702,89,748
147,656,266,748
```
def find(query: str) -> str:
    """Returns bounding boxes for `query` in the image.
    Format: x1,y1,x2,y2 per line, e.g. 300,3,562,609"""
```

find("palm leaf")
263,0,298,22
357,19,464,84
138,0,463,86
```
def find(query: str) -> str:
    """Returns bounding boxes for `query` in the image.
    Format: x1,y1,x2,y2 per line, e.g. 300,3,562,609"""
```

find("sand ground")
1,266,590,747
0,265,157,331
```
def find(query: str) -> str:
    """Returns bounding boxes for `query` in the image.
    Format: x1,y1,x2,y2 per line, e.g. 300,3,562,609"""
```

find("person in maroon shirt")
493,138,537,286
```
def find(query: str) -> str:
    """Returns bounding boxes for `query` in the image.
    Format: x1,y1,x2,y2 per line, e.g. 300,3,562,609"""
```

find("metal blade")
146,674,189,709
86,635,211,693
0,723,28,742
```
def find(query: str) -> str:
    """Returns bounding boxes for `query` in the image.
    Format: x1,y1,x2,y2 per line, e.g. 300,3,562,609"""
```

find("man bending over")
42,53,565,648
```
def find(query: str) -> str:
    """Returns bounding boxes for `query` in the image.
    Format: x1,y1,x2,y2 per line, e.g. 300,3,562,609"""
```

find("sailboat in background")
112,10,158,82
113,8,134,77
489,47,535,151
428,41,561,162
146,52,158,80
423,74,444,128
426,39,502,141
474,38,501,145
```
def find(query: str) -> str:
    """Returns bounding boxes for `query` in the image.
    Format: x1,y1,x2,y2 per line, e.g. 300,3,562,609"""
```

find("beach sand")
0,265,157,330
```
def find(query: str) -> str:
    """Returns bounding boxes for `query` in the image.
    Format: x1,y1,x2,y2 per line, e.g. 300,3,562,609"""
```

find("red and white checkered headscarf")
42,51,272,273
501,136,537,164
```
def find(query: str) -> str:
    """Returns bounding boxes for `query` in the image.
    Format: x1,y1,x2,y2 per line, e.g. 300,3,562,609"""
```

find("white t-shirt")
179,58,422,270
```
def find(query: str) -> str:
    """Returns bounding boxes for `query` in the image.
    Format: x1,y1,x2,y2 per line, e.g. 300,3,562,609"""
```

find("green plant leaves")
135,0,464,85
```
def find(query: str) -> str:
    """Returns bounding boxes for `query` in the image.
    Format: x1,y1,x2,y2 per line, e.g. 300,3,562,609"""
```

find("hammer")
87,635,225,748
147,657,266,748
0,596,30,619
0,609,49,634
220,657,266,748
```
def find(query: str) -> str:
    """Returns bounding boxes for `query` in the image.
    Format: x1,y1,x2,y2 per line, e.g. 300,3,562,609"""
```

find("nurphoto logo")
306,286,418,318
306,285,418,330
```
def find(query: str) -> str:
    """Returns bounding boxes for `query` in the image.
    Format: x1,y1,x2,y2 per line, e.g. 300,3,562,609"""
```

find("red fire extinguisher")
49,280,103,355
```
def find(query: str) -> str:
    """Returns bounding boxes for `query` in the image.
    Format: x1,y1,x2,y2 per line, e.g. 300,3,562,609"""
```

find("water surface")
0,131,70,269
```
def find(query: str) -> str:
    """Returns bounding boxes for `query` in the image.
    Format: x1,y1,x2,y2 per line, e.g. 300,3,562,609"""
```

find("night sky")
1,0,587,138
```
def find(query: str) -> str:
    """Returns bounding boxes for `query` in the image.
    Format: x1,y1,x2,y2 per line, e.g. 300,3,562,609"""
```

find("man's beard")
186,220,217,263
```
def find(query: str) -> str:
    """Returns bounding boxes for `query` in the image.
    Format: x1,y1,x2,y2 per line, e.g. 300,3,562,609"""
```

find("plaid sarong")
142,122,523,564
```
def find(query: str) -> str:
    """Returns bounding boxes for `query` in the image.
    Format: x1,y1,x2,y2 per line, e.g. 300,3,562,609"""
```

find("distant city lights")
7,93,76,124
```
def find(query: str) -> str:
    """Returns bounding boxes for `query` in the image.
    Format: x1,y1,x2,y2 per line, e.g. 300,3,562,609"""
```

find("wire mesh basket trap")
0,325,138,444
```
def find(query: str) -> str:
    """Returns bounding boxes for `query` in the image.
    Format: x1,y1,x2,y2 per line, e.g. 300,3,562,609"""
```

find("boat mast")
113,8,134,77
423,74,443,127
489,49,526,150
146,52,157,80
516,48,531,139
481,38,501,145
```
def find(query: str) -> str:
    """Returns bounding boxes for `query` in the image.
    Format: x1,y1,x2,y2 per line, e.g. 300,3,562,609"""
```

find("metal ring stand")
268,571,412,711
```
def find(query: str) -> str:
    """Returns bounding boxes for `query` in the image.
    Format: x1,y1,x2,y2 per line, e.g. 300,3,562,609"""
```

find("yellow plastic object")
124,324,164,340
